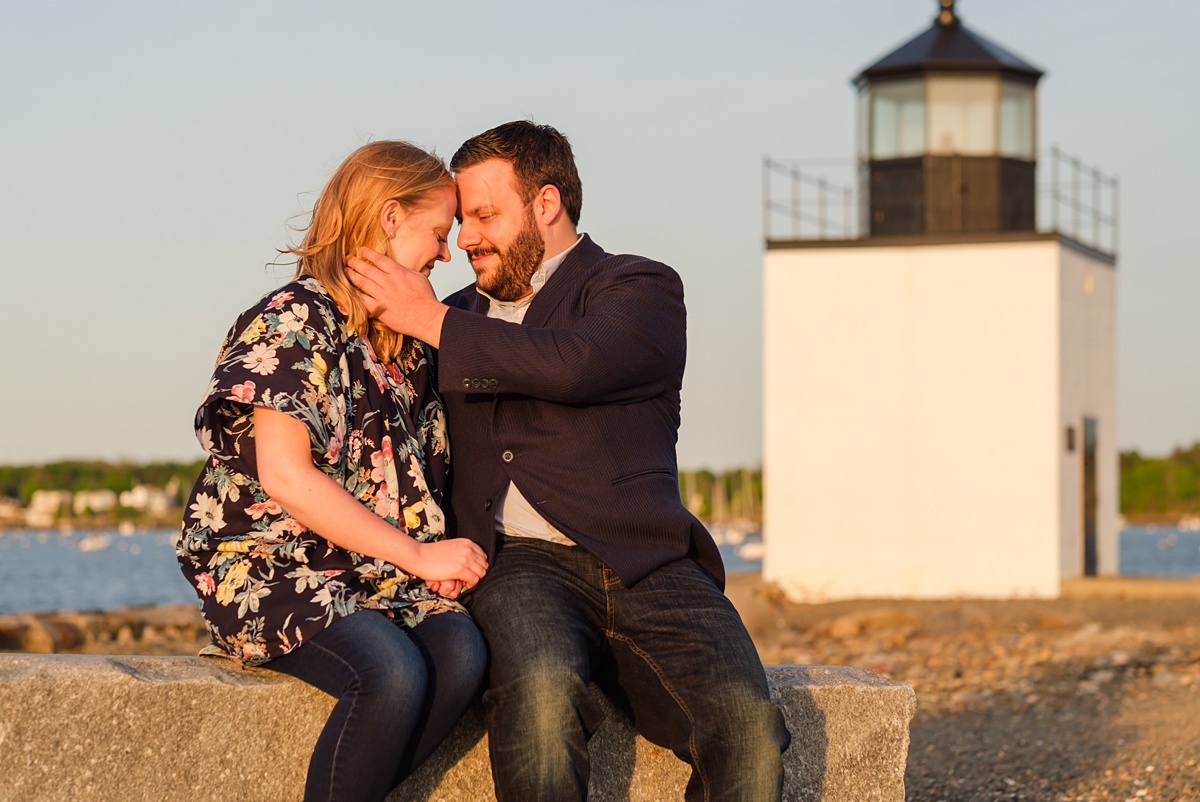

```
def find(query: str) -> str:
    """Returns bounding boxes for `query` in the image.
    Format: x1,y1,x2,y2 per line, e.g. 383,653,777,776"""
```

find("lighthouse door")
1082,417,1098,576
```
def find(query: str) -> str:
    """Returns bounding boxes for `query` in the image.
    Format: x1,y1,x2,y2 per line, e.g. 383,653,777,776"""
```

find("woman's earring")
388,229,397,239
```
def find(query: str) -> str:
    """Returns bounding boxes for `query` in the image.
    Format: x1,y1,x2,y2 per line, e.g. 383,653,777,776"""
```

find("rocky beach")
4,575,1199,801
729,575,1200,802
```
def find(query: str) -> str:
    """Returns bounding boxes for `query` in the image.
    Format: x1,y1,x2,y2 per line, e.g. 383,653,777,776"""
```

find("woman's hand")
426,578,465,599
411,538,489,590
254,407,485,585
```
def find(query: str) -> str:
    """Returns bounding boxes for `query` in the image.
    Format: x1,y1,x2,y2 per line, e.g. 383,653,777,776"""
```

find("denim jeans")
467,537,790,802
264,609,486,802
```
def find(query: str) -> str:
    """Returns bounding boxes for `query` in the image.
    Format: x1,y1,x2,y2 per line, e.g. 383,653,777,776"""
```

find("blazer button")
462,379,471,389
501,450,514,463
484,499,493,511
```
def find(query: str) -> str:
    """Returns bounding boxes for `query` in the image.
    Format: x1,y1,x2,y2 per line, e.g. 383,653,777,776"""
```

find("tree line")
1120,442,1200,521
2,444,1198,522
0,459,206,505
0,460,761,523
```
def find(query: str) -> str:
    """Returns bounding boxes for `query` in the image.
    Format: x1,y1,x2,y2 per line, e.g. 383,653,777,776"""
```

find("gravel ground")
726,574,1200,802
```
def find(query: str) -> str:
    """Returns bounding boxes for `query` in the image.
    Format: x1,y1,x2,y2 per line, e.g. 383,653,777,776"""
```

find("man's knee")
486,663,604,736
679,685,787,801
733,693,790,754
482,665,601,801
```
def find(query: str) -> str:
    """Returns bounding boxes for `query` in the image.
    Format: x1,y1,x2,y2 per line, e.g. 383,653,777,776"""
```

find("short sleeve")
194,279,348,476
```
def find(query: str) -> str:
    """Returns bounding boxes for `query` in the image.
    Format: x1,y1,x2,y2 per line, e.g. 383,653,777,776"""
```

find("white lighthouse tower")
762,0,1118,600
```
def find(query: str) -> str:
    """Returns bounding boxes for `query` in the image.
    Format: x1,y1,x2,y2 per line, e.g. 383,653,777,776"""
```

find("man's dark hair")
451,120,583,226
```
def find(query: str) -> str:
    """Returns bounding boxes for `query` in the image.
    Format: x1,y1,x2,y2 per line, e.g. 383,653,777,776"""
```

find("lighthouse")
761,1,1118,600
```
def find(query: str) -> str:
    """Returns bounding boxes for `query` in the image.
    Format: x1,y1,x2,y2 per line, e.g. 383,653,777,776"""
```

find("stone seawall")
0,655,914,802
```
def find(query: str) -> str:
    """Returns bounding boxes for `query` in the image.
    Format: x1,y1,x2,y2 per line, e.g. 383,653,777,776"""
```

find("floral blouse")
177,276,462,665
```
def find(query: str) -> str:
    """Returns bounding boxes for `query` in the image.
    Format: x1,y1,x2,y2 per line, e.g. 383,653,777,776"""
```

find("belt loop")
602,567,621,589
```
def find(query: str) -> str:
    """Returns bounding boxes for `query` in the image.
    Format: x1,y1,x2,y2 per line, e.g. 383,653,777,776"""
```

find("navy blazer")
437,235,724,588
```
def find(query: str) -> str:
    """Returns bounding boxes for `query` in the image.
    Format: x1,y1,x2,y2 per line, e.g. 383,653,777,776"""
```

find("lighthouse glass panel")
870,79,925,160
857,89,869,162
998,81,1035,159
927,75,997,155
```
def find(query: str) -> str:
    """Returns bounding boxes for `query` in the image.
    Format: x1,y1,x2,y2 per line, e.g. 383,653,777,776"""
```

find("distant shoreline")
0,515,182,534
4,514,1200,533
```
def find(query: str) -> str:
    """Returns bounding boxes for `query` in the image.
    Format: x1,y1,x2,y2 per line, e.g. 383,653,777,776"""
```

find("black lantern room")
855,0,1043,236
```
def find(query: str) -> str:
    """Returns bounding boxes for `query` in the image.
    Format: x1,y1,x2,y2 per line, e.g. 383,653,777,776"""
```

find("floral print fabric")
177,276,460,665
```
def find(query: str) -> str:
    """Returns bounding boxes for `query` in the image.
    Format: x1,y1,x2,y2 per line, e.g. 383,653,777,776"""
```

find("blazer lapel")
522,234,603,328
448,285,490,314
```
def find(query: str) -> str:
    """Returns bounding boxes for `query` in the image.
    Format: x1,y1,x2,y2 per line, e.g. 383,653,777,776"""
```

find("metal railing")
762,157,859,241
763,146,1119,257
1042,145,1119,256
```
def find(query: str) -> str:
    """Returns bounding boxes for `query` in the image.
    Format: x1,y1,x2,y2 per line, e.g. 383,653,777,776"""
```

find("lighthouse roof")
855,5,1043,85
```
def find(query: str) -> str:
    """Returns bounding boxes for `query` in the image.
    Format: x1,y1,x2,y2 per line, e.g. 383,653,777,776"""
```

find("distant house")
119,485,172,515
26,490,73,527
73,489,118,516
0,497,21,524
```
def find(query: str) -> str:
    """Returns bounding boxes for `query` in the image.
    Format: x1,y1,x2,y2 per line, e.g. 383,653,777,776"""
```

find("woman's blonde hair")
284,141,453,362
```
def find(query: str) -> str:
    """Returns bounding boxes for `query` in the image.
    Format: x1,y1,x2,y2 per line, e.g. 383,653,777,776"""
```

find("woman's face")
387,184,456,277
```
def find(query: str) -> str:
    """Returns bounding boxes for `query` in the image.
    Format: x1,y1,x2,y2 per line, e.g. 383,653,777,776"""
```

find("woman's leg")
399,611,488,774
264,610,428,802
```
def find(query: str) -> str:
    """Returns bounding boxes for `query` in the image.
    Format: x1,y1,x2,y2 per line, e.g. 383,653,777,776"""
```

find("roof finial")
937,0,957,26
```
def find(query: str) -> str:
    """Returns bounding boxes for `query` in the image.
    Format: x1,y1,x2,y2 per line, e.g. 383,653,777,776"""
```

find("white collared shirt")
484,235,584,545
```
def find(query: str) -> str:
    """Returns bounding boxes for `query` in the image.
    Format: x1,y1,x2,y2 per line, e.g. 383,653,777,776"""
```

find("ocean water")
1119,525,1200,576
0,529,197,615
0,526,1197,615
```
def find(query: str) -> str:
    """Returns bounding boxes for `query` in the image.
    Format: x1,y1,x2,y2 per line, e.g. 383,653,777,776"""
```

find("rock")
0,616,56,653
820,609,920,639
0,606,207,656
41,619,85,651
0,618,32,651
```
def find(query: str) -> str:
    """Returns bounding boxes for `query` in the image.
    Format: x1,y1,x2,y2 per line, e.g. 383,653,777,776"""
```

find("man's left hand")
346,247,448,346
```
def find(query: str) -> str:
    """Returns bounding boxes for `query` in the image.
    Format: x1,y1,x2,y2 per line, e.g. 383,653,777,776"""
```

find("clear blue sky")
2,0,1196,470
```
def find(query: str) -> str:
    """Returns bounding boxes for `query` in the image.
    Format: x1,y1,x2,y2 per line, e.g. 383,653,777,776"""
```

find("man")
348,121,789,801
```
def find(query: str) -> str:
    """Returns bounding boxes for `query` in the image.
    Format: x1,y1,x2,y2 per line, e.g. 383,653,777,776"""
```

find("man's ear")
533,185,564,226
379,199,404,237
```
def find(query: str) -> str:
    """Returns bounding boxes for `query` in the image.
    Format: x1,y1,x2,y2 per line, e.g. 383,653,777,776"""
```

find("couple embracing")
177,121,790,802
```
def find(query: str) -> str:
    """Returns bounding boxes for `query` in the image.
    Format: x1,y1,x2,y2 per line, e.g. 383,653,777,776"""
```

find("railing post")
1112,176,1120,255
1075,151,1084,236
844,185,852,238
818,177,828,239
763,156,771,243
1050,144,1060,233
790,167,801,239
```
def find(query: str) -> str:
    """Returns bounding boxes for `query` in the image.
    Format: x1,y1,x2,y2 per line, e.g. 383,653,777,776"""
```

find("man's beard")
473,208,545,302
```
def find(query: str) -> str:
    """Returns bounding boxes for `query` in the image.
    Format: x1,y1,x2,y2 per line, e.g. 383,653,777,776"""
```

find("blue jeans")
467,537,789,801
264,609,486,802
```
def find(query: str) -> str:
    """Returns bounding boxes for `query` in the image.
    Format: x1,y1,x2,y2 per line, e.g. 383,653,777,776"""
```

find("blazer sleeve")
436,257,686,405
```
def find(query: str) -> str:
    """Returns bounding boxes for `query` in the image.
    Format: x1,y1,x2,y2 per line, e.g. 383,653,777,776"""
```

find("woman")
177,141,488,802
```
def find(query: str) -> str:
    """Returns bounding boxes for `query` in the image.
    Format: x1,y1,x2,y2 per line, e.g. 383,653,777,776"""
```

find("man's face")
455,159,545,302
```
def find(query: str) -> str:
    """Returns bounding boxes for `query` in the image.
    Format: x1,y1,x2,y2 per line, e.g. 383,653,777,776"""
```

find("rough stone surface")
768,666,916,802
0,655,913,802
